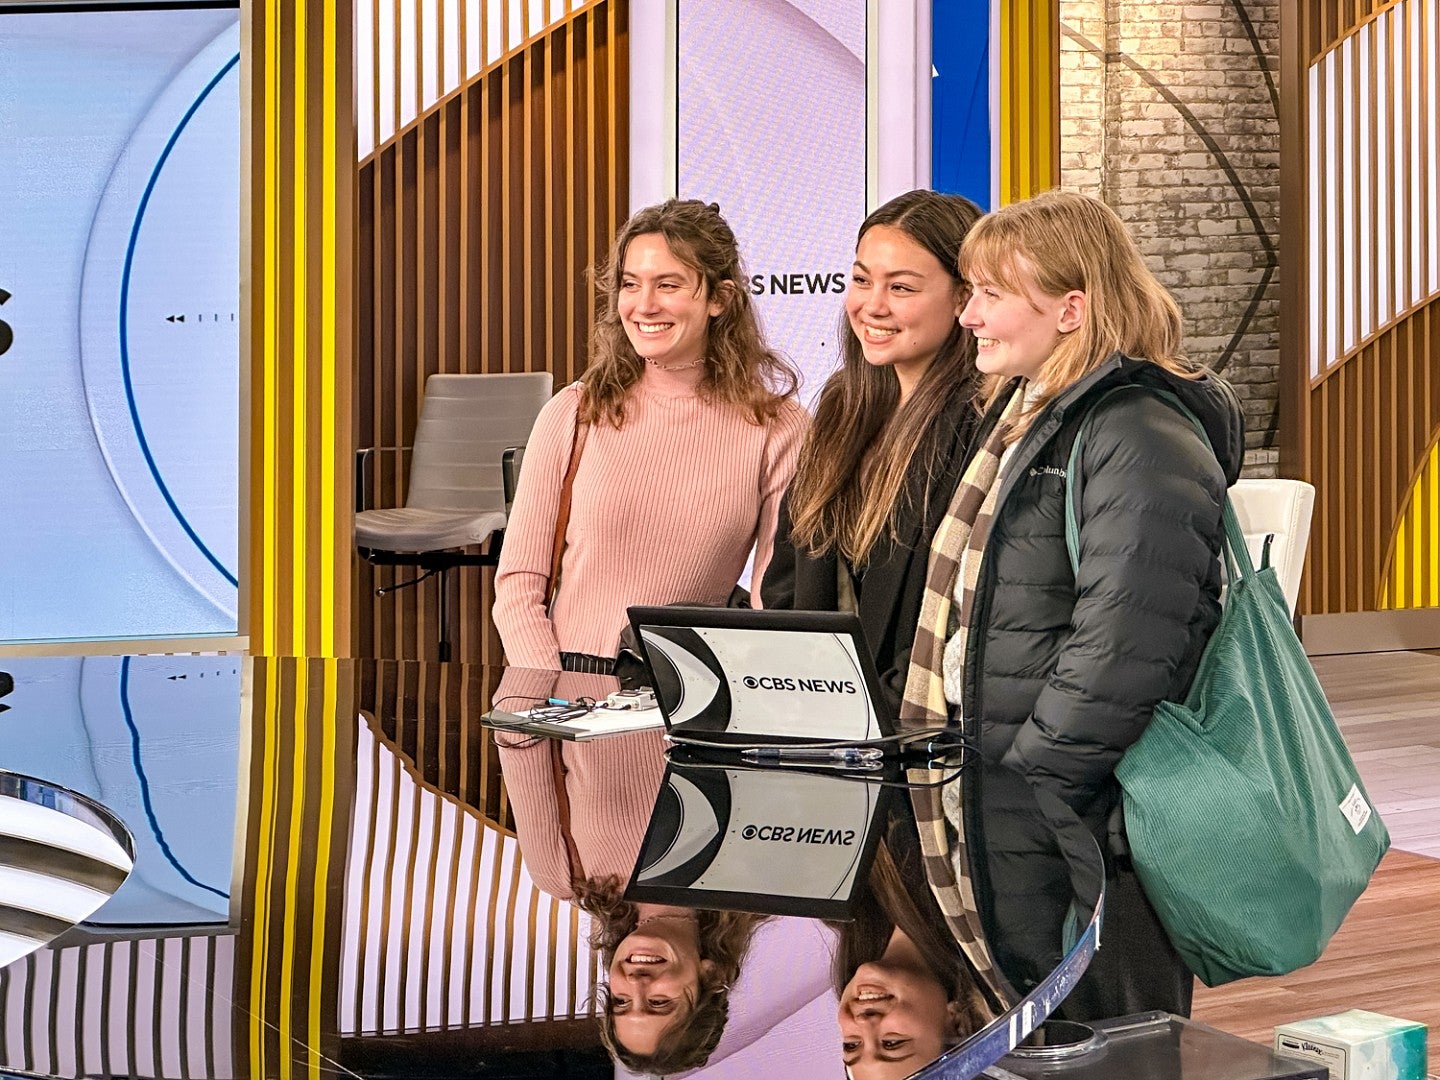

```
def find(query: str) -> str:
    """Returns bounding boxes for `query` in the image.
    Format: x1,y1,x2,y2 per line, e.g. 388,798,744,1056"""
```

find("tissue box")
1274,1010,1427,1080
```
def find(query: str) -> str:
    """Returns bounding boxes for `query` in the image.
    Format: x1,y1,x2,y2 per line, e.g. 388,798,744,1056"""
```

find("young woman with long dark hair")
834,814,990,1079
761,190,985,711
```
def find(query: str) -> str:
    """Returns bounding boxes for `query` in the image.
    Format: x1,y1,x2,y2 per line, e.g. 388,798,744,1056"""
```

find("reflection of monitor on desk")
626,753,892,919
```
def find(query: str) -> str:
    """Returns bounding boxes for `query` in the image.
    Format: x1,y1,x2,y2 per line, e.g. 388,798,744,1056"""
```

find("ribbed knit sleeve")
749,400,810,608
493,386,583,669
494,376,810,664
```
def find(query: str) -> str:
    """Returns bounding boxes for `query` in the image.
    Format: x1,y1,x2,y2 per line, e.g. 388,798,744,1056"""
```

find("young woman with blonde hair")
904,189,1244,1019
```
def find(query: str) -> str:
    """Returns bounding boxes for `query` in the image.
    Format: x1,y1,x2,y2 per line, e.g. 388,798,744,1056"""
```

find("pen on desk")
739,746,884,765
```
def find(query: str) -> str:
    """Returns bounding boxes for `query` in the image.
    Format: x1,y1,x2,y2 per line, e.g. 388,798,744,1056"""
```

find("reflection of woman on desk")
494,667,766,1073
493,670,665,897
834,813,990,1080
579,887,763,1072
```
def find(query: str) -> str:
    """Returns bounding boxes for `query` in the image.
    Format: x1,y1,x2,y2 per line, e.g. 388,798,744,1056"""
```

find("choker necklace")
635,912,700,927
644,356,705,371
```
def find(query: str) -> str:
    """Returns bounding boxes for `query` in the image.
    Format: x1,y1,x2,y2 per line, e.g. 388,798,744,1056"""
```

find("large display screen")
676,0,867,406
0,4,240,643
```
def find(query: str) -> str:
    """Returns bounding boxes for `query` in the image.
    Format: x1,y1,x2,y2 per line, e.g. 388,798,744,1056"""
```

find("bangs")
958,222,1034,296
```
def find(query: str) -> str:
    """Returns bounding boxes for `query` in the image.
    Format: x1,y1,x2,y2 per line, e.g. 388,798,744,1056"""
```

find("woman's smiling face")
959,255,1083,382
844,224,965,390
838,953,956,1079
616,232,723,368
608,914,713,1056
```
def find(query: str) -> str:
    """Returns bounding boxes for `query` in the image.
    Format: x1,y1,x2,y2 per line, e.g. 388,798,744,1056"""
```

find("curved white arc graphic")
640,633,722,726
638,772,721,881
0,795,133,872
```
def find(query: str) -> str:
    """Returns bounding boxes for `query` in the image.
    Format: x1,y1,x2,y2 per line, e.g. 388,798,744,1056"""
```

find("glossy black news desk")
0,655,1329,1080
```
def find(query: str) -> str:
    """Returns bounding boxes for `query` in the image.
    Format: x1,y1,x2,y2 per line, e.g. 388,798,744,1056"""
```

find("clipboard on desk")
481,667,665,742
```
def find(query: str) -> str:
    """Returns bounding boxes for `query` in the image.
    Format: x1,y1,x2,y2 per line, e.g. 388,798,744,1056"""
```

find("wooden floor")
1192,649,1440,1075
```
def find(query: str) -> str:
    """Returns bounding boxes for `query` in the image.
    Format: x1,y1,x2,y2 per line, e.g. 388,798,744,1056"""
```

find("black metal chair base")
361,542,502,663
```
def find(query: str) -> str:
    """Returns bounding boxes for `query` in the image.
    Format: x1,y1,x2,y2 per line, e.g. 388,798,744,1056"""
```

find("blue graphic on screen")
932,0,993,208
0,7,240,643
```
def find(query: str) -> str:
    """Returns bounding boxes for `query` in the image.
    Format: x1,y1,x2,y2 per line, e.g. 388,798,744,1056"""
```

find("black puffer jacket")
956,354,1243,1018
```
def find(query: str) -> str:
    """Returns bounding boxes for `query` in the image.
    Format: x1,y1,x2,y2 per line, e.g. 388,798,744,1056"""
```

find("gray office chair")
356,372,553,660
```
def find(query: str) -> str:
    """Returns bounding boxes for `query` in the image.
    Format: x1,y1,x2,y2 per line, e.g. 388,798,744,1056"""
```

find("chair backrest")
1227,478,1316,615
406,372,554,513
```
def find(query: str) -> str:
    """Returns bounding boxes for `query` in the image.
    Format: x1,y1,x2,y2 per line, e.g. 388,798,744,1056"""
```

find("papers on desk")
482,703,665,741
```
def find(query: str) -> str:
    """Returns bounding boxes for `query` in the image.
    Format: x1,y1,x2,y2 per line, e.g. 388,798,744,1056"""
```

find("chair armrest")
501,446,526,514
355,445,411,512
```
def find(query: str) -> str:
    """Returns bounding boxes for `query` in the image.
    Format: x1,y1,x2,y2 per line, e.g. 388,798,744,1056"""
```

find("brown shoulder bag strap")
548,742,586,883
547,410,589,609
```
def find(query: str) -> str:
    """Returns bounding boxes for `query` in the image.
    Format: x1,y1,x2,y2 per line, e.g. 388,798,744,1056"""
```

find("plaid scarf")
899,383,1026,1012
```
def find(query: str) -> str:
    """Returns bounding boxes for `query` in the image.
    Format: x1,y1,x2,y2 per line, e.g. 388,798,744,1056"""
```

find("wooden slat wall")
1281,0,1440,615
244,0,357,658
0,934,234,1078
356,0,628,663
342,662,597,1036
999,0,1060,204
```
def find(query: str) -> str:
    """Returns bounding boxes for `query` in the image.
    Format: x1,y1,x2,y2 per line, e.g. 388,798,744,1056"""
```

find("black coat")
760,397,980,717
957,356,1244,1020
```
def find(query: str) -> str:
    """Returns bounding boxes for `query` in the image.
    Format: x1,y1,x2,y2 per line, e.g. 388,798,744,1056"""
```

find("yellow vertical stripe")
278,664,308,1080
291,2,309,660
262,7,279,656
1414,460,1424,606
249,661,280,1079
320,4,338,658
1380,438,1440,609
309,664,340,1072
1422,440,1434,604
997,1,1057,204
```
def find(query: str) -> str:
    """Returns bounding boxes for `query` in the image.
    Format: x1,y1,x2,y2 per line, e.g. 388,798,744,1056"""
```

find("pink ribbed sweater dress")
493,370,809,669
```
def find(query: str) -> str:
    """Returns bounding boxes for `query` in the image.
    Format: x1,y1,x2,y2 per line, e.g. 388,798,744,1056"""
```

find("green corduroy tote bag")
1064,386,1390,988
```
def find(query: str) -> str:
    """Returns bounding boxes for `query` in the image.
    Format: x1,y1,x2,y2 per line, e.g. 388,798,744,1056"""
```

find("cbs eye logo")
742,676,759,689
0,288,12,357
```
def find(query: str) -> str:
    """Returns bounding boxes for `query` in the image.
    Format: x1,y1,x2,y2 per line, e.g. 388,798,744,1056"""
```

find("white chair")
1227,478,1316,615
356,372,553,660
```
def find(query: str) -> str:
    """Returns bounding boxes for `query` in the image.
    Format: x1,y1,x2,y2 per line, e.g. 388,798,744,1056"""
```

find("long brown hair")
575,876,768,1073
785,190,983,564
958,189,1201,437
832,837,991,1037
581,199,799,427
